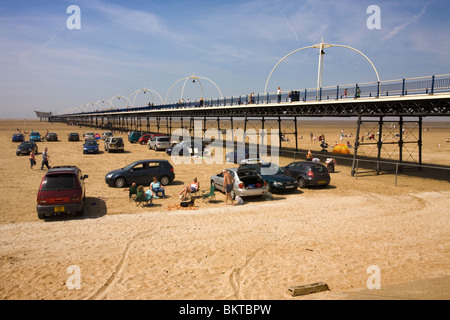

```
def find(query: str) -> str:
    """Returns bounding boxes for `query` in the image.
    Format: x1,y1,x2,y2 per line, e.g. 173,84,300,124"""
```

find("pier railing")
60,74,450,115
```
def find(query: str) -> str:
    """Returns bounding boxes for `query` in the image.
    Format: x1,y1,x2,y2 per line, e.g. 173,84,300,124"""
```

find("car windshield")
41,174,76,191
31,132,39,135
20,141,33,147
111,138,122,142
85,141,97,146
158,137,170,142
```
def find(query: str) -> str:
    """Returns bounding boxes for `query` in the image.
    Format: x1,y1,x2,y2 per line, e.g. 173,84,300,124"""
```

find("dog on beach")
180,198,195,207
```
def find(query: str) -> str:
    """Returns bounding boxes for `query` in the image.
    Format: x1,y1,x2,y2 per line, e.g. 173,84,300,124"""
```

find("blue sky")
0,0,449,118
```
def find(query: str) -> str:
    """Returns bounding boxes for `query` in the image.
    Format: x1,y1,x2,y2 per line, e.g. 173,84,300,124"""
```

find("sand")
0,119,449,300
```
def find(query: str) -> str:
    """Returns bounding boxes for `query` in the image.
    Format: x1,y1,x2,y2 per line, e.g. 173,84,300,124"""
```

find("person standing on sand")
41,147,50,170
223,169,235,206
29,150,36,169
306,149,313,161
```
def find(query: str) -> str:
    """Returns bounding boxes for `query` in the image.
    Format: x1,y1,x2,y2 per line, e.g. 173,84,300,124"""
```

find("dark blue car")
83,140,99,154
12,133,25,142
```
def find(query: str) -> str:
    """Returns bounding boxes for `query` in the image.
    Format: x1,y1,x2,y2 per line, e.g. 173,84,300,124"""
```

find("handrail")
56,74,450,116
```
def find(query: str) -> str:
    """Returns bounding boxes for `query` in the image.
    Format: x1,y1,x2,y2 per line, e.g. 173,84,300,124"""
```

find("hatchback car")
282,161,331,188
211,165,267,200
16,141,38,156
148,136,171,151
83,140,99,154
30,132,41,142
102,131,113,141
68,132,80,141
105,159,175,188
12,133,25,142
36,166,88,219
45,133,58,141
138,134,152,145
84,132,95,140
252,162,299,193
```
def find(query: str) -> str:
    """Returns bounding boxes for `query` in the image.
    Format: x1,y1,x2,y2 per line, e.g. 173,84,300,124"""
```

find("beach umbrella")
332,143,351,154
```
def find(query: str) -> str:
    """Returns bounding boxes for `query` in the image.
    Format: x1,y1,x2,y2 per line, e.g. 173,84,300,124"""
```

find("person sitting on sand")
137,185,153,204
150,176,165,198
179,177,200,201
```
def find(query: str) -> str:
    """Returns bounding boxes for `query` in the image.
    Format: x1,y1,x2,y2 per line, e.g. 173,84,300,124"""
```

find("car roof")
47,166,80,173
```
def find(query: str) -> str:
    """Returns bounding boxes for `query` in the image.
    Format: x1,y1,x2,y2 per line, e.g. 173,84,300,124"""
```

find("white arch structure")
264,40,380,96
165,74,223,103
129,89,163,107
108,95,132,109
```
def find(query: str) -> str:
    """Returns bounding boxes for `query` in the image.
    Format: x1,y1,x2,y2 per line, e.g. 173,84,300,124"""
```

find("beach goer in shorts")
179,177,200,201
29,150,36,169
223,169,235,206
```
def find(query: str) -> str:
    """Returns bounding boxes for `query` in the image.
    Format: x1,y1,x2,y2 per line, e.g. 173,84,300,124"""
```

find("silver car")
102,131,113,140
148,136,171,151
211,165,267,200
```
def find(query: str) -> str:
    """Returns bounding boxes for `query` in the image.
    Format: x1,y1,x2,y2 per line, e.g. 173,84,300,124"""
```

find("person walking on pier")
277,87,282,103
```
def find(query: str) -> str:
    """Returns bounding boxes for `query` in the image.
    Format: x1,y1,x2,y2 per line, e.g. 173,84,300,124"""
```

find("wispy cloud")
382,1,434,41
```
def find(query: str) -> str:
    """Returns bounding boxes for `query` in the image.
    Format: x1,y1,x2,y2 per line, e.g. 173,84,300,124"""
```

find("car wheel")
160,175,170,186
115,177,126,188
37,213,45,219
298,177,306,188
267,183,272,193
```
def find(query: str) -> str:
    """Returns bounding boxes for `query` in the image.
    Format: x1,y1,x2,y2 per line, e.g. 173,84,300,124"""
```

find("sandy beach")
0,119,449,300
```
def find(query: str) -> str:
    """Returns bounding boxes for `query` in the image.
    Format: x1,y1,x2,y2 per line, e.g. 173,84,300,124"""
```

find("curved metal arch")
264,42,380,95
165,74,223,103
129,89,163,107
108,95,132,109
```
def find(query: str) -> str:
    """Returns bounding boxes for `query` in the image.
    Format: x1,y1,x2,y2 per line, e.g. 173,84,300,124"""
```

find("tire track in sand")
88,231,148,300
228,248,263,300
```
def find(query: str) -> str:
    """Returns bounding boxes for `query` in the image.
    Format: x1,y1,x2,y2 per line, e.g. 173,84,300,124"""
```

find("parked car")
68,132,80,141
104,137,124,153
83,140,99,154
36,166,88,219
210,165,267,200
105,159,175,188
282,161,331,188
138,134,152,145
12,133,25,142
45,133,58,141
85,132,95,140
16,141,38,156
250,162,299,193
30,132,41,142
102,131,113,141
148,136,171,151
128,131,143,143
165,140,206,156
225,148,260,164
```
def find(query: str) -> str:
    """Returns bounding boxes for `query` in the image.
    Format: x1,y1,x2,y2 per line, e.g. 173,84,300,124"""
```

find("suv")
105,137,124,153
105,159,175,188
282,161,331,188
36,166,89,219
148,136,171,151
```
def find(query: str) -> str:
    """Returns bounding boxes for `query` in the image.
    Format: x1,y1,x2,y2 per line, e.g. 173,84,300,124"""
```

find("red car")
36,166,88,219
138,134,152,145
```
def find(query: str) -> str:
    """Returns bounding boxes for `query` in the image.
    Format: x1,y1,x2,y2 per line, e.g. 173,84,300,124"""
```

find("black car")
46,133,58,141
68,133,80,141
252,162,299,192
16,141,38,156
105,159,175,188
282,161,331,188
225,147,260,164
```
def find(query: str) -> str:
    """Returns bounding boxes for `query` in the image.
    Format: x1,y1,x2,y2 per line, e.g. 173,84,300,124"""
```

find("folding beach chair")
202,184,216,203
135,188,152,207
128,185,138,202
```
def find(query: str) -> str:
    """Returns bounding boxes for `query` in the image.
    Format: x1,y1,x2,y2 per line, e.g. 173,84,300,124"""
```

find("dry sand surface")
0,119,449,300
